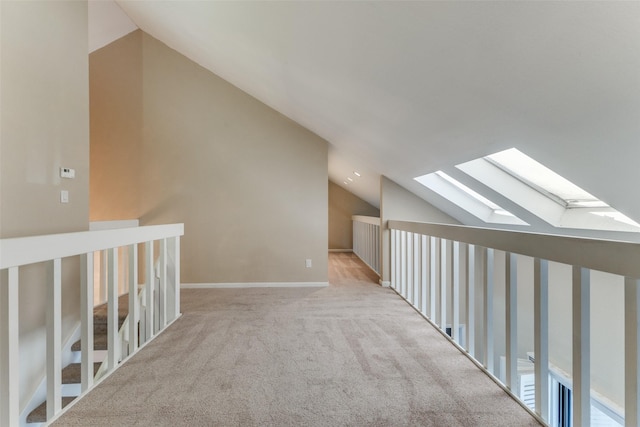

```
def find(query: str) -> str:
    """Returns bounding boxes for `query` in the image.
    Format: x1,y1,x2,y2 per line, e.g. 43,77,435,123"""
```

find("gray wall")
328,180,379,250
0,0,89,410
90,31,329,284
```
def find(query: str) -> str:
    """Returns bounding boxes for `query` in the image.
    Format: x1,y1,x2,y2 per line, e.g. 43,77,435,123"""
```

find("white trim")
89,220,139,231
181,282,329,289
352,215,380,226
380,280,391,287
329,249,353,253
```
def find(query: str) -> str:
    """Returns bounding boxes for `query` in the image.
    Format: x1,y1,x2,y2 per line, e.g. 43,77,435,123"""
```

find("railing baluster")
100,250,108,304
80,253,94,392
421,235,428,315
159,239,167,328
170,236,181,321
625,277,640,427
430,237,439,320
401,231,407,298
505,252,517,391
534,258,549,422
452,241,460,344
145,241,155,340
1,267,19,427
391,229,396,289
128,244,139,354
573,265,591,427
440,239,449,331
484,248,494,374
107,248,119,371
47,258,62,419
407,232,413,303
467,245,476,357
414,234,420,311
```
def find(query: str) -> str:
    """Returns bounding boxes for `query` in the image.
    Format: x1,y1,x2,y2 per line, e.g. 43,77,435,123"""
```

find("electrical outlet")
305,259,312,268
60,167,75,179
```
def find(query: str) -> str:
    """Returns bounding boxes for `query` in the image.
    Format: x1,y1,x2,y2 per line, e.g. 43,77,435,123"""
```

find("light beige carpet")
53,253,541,426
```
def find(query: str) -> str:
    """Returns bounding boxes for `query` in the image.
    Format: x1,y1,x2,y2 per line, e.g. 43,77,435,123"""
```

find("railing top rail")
352,215,381,226
389,220,640,278
0,223,184,269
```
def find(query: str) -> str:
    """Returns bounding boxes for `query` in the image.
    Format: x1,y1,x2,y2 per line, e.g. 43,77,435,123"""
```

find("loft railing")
0,223,184,426
388,220,640,427
352,216,380,275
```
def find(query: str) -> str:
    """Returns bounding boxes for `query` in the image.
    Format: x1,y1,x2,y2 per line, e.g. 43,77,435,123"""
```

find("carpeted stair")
27,295,130,424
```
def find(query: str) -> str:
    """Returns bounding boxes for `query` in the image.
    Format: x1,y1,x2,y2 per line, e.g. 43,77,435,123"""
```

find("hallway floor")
53,253,540,426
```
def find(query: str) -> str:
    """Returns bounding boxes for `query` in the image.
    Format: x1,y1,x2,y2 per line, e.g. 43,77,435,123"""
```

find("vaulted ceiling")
92,1,640,234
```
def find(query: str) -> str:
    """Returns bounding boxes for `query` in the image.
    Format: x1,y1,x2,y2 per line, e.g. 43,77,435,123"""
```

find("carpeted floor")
53,253,541,426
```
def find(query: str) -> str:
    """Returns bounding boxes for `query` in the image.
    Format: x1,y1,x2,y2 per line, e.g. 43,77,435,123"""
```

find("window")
456,148,640,233
414,171,527,225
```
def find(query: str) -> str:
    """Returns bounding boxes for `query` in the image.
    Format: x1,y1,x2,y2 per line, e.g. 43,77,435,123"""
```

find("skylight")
414,171,527,225
485,148,608,208
455,148,640,233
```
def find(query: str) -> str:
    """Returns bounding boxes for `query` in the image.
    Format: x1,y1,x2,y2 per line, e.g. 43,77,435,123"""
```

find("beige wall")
0,0,89,411
89,31,142,221
328,181,379,250
90,32,329,284
380,176,459,283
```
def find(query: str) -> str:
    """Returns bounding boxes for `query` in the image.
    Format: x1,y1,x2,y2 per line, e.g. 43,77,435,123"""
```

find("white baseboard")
328,249,353,253
380,280,391,288
182,282,329,289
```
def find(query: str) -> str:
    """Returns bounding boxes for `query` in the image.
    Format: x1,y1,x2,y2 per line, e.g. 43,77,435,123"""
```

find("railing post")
170,236,181,320
159,239,167,328
47,258,62,419
145,241,155,340
625,277,640,427
467,245,475,357
128,244,139,354
414,234,420,311
440,239,449,331
107,248,119,371
407,233,413,303
390,229,396,289
430,237,439,321
534,258,549,422
483,248,494,373
421,235,428,315
1,267,19,427
80,253,94,392
573,265,591,427
452,241,460,344
505,252,517,391
400,231,407,298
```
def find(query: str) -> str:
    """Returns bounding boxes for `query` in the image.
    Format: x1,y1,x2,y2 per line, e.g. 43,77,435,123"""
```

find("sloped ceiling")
105,1,640,227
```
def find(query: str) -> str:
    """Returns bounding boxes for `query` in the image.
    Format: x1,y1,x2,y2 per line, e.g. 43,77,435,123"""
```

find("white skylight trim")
456,148,640,233
414,171,527,225
485,148,608,208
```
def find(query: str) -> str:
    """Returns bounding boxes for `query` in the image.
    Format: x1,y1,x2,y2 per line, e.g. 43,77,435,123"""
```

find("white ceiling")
93,1,640,227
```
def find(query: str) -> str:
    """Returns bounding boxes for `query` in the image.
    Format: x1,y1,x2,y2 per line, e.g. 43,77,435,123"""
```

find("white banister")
80,252,94,392
0,223,183,426
46,258,62,419
452,241,461,345
483,247,494,373
421,235,428,316
467,245,476,357
352,216,381,276
128,244,139,354
440,239,448,330
430,237,439,320
1,267,19,426
406,233,413,302
573,265,591,427
413,234,420,311
625,277,640,427
505,252,517,391
159,239,167,329
534,257,549,422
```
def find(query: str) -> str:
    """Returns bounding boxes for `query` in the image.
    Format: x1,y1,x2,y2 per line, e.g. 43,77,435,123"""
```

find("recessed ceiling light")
353,171,361,177
347,177,354,182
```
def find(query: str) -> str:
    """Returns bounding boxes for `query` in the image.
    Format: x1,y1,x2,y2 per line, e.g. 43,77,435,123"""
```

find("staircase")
26,294,130,424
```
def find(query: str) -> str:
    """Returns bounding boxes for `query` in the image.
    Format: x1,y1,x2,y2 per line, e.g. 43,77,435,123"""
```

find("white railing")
0,223,184,426
352,216,380,275
389,220,640,427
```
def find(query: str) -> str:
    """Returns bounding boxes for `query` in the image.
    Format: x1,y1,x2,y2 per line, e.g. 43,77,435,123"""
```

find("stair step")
62,362,102,384
26,397,75,424
71,332,108,352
